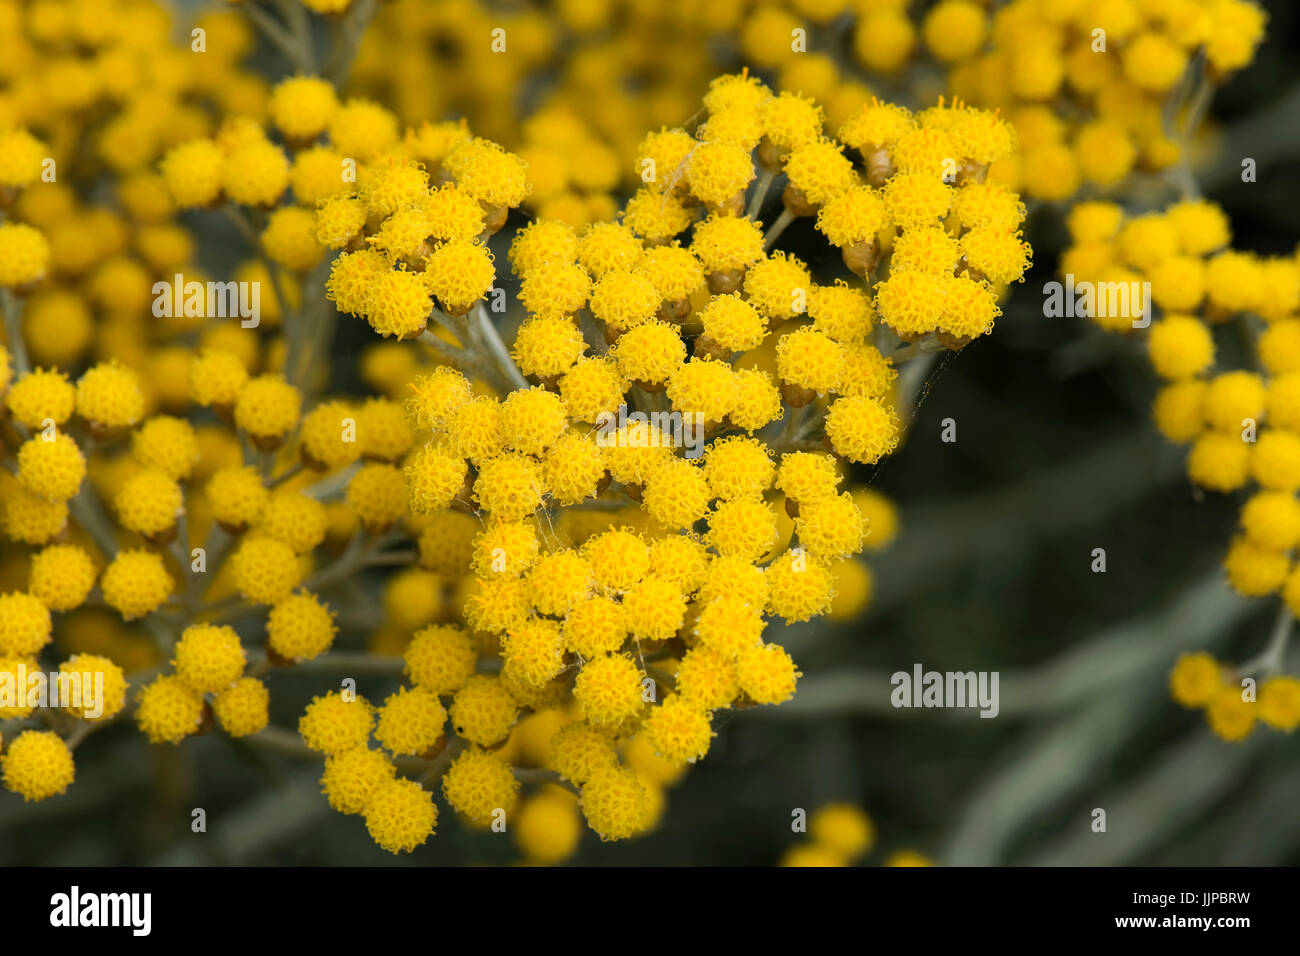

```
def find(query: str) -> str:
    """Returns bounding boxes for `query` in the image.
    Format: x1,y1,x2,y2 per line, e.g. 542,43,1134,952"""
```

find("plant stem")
328,0,377,88
241,2,309,73
1240,602,1293,676
746,167,777,221
471,302,529,391
1,289,28,377
68,488,119,559
763,207,796,250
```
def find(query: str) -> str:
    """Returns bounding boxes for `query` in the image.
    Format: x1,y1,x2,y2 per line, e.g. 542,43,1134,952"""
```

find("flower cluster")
939,0,1268,201
329,76,946,851
1,17,931,861
1062,198,1300,739
12,0,1279,864
1170,652,1300,741
779,801,933,867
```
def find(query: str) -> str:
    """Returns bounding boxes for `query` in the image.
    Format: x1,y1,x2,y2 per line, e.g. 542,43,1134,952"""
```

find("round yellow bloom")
1153,380,1207,444
28,544,96,611
623,575,688,642
404,624,477,696
207,465,269,530
76,361,143,430
826,396,901,464
0,592,52,658
810,803,875,858
786,139,859,206
923,0,985,62
375,686,447,756
474,453,545,522
223,138,290,207
449,675,519,747
581,765,650,841
364,778,437,853
765,551,835,622
17,432,85,503
573,653,645,726
131,416,200,481
1123,32,1190,93
300,690,374,754
329,98,399,162
425,239,495,314
643,458,712,530
404,445,468,514
644,694,713,764
231,536,302,604
159,139,225,207
5,368,76,429
515,789,582,864
1,730,74,801
445,137,529,208
59,654,127,721
321,747,396,815
552,722,618,785
863,269,946,340
262,206,324,273
502,618,566,688
189,350,249,409
1259,676,1300,732
174,623,246,694
1251,430,1300,492
528,551,596,616
735,642,801,705
0,127,48,188
346,463,407,532
1207,685,1256,742
442,747,520,826
114,468,182,537
135,675,204,744
213,677,270,737
692,215,765,275
234,375,301,445
686,141,754,208
253,490,326,553
1240,492,1300,552
1201,369,1263,429
101,550,174,620
269,75,338,141
675,646,740,710
1169,652,1223,708
853,10,915,73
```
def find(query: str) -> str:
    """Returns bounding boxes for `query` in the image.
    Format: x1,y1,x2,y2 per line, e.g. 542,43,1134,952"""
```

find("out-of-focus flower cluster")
1061,199,1300,740
779,801,933,867
941,0,1267,201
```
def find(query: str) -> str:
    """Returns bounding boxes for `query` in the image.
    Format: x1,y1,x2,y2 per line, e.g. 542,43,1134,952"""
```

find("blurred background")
2,0,1299,866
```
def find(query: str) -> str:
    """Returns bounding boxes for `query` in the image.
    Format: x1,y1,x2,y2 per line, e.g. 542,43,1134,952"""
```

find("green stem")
1,289,28,377
471,302,529,391
763,207,796,251
1240,603,1293,677
746,167,777,221
68,488,118,559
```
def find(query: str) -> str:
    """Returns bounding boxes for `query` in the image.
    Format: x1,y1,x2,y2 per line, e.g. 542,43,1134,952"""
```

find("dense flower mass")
1062,198,1300,740
0,0,1282,868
